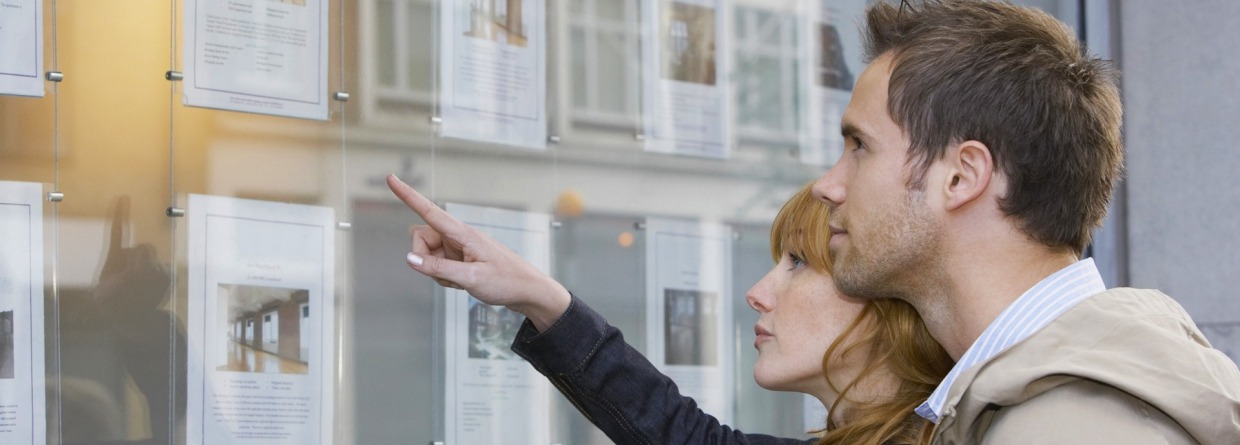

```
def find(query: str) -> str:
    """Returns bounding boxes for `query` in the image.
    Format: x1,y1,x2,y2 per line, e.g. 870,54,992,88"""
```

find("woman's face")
746,250,867,400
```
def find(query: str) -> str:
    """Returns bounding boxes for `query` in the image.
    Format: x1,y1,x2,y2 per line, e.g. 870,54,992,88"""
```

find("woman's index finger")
386,174,469,239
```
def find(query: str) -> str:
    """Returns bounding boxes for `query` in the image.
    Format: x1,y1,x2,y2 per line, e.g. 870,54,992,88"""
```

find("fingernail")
406,252,424,267
390,174,404,184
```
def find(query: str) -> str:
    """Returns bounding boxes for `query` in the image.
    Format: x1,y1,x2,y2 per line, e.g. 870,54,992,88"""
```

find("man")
813,1,1240,443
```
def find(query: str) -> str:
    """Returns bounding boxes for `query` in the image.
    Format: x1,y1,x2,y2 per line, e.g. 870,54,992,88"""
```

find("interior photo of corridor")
220,336,309,374
217,284,311,375
0,310,13,379
462,0,529,47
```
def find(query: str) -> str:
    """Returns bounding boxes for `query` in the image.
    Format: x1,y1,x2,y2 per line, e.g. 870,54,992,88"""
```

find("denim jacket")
511,296,817,445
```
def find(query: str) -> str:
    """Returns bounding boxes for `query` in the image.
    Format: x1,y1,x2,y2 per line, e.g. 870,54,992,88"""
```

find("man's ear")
943,140,994,211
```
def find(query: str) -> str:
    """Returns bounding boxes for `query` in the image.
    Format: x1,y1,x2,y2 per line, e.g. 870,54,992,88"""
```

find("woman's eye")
787,252,806,270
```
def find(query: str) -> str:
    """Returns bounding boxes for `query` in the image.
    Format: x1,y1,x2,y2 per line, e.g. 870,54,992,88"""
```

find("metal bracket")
45,71,64,82
46,192,64,202
333,91,350,102
428,116,443,125
548,135,561,144
165,70,183,81
336,222,352,231
166,207,186,218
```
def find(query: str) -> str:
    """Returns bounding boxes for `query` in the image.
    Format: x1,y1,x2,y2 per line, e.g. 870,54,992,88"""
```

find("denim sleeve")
511,295,816,445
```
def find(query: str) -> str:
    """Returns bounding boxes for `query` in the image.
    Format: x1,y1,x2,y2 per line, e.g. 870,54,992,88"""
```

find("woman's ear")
943,140,994,211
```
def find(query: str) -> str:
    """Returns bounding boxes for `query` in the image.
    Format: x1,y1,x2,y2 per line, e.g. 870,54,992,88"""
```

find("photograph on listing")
217,284,311,375
664,288,718,366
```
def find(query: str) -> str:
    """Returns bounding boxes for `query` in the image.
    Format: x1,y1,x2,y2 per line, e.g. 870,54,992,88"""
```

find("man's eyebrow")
841,122,867,143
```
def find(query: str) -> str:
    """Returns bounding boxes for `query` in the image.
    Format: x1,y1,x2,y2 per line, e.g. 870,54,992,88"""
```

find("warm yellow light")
618,231,634,248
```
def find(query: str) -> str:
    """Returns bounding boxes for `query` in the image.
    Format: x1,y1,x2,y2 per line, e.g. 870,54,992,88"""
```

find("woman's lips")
754,325,773,348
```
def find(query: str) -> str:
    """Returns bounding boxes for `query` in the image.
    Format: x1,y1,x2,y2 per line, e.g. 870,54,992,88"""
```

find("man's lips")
829,224,847,236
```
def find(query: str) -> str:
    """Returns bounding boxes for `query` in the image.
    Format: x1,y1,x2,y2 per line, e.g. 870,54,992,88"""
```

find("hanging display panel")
439,0,549,149
0,0,43,97
186,195,336,444
0,181,45,445
641,0,729,158
644,217,735,424
442,203,552,445
184,0,330,120
798,0,865,166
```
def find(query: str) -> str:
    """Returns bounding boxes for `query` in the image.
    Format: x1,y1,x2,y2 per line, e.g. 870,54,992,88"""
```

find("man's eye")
851,136,866,151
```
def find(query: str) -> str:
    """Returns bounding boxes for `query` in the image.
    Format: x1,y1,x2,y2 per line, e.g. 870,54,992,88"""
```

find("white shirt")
915,258,1107,423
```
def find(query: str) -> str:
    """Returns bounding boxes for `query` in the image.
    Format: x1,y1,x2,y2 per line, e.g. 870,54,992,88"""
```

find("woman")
387,175,952,444
758,183,952,445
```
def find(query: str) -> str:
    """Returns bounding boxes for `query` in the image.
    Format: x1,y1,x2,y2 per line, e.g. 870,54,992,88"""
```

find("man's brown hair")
864,0,1123,254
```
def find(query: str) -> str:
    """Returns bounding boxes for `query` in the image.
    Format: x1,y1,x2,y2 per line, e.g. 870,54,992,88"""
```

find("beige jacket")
931,288,1240,444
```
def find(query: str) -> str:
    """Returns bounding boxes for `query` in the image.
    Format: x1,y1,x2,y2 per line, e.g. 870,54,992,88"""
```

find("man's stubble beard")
830,189,942,303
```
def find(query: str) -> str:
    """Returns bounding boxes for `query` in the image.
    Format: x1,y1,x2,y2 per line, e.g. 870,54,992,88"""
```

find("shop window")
732,3,801,147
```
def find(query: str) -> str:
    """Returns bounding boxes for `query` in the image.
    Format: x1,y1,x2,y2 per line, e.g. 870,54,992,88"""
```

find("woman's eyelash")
788,252,806,269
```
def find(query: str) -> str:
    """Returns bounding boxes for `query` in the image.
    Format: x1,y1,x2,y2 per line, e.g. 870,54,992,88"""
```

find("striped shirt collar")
915,258,1107,423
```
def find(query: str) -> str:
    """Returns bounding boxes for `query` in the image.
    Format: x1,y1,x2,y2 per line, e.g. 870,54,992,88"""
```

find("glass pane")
596,0,627,21
760,12,784,46
0,1,1115,445
735,54,786,130
571,29,590,109
406,2,434,91
376,0,397,87
595,32,628,113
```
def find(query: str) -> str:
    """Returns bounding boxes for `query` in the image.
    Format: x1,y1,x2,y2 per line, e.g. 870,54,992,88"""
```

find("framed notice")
184,0,329,120
187,195,335,444
641,0,729,158
0,0,44,97
798,0,865,166
644,217,734,424
442,203,551,444
0,181,46,444
439,0,548,149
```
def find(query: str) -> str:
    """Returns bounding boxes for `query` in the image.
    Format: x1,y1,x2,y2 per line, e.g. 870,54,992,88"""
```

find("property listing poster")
440,0,548,149
641,0,729,159
186,195,335,444
0,0,44,97
798,0,864,166
644,217,734,424
184,0,329,120
443,203,551,445
0,181,46,445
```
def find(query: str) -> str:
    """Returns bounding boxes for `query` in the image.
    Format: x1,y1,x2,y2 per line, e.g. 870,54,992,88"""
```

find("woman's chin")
752,368,790,392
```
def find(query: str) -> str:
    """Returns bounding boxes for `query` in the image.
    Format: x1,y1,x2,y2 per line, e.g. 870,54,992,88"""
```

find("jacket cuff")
512,293,608,374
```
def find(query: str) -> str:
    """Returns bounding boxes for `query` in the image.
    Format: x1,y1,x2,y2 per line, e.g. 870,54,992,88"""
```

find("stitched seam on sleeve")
564,332,653,445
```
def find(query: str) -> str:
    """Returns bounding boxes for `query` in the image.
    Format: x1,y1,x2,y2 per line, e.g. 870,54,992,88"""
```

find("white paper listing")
439,0,549,149
641,0,730,158
187,194,335,444
184,0,329,120
644,217,735,425
0,181,46,445
443,202,552,445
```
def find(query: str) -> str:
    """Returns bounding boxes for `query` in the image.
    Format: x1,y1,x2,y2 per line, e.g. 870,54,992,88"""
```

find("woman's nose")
745,271,775,313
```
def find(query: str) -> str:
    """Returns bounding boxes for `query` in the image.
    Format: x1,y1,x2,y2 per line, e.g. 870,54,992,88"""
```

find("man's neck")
915,230,1079,360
